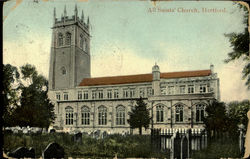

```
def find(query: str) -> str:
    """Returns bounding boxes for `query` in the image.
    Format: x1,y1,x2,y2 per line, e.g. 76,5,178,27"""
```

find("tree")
127,97,151,135
3,64,55,128
227,100,250,132
225,2,250,89
2,64,20,126
203,101,238,138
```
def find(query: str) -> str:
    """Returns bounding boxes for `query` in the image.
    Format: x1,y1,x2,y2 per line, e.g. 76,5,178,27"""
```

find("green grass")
3,132,166,158
191,138,241,159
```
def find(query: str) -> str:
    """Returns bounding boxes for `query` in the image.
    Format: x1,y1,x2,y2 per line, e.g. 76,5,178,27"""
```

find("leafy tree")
225,3,249,89
227,100,250,131
127,97,151,135
3,64,55,128
2,64,20,126
203,101,238,138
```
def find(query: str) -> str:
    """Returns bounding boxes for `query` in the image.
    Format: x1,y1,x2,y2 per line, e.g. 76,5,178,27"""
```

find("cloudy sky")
3,0,249,102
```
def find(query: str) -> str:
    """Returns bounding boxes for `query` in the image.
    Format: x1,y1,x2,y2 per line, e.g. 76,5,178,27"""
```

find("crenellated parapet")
53,5,90,32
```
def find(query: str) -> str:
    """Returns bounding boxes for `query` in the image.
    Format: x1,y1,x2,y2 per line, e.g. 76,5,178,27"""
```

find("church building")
48,6,220,134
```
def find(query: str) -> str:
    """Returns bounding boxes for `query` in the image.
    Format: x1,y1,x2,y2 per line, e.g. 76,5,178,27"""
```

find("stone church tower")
49,5,91,90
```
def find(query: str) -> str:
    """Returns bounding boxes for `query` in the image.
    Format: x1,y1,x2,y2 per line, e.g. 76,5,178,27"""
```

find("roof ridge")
84,69,211,79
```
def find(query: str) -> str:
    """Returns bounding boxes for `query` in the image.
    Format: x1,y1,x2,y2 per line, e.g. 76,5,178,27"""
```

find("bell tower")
49,5,91,90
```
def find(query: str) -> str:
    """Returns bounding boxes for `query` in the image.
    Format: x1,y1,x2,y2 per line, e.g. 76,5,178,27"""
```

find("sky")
3,0,250,102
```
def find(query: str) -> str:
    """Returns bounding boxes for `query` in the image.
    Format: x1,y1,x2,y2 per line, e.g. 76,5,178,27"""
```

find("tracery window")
65,106,73,125
58,33,63,46
196,104,205,122
175,104,183,122
116,106,125,125
156,105,164,122
65,32,71,45
98,106,107,125
81,106,90,125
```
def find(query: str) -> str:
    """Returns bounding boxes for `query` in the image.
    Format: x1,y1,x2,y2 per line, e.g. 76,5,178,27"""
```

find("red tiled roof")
79,70,211,86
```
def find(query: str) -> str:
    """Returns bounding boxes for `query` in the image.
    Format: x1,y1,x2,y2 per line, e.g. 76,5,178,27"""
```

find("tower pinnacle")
87,16,90,27
74,4,78,21
53,7,56,23
64,5,67,17
81,10,84,22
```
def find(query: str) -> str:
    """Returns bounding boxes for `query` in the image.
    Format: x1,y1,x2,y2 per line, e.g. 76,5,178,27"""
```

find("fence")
151,128,207,159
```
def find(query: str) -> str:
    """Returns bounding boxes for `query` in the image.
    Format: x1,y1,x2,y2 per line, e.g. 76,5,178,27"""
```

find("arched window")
65,106,73,125
84,38,87,52
175,104,183,122
58,33,63,46
80,34,84,48
61,67,66,75
81,106,90,125
66,32,71,45
156,105,164,122
196,104,205,122
98,106,107,125
116,105,125,125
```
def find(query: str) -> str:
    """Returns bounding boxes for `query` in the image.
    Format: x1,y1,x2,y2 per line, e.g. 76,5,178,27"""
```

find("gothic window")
188,85,194,94
98,90,103,99
81,106,90,125
83,91,88,99
175,104,183,122
92,90,96,99
107,90,112,99
56,93,61,101
65,106,73,125
147,87,153,96
196,104,205,122
80,34,84,49
139,88,145,97
63,92,68,100
61,67,66,75
66,32,71,45
58,33,63,46
78,91,82,100
130,88,135,98
114,89,119,99
123,89,129,98
156,105,164,122
116,106,125,125
200,84,207,93
98,106,107,125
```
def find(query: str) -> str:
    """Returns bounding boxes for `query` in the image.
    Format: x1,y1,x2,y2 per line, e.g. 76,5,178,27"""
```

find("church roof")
79,70,212,86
